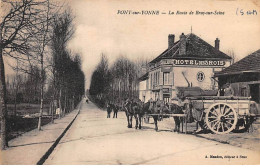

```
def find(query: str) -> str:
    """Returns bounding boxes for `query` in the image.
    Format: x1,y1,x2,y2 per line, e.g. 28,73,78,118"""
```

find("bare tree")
35,0,52,130
0,0,54,150
50,10,75,118
89,55,147,107
227,49,237,64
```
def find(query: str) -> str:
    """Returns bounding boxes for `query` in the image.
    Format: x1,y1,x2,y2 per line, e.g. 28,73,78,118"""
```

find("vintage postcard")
0,0,260,165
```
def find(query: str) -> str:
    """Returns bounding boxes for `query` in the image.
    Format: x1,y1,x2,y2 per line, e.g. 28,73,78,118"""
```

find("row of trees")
6,66,43,105
89,54,147,108
0,0,85,150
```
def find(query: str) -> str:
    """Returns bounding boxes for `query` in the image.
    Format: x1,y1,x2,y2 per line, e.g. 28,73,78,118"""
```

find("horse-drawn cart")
186,96,257,134
142,95,257,134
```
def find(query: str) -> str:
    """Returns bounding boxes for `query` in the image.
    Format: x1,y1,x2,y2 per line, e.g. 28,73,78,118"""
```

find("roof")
139,72,149,81
150,33,231,63
215,49,260,76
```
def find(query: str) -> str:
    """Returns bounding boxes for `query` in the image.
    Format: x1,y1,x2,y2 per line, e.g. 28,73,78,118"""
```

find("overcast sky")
67,0,260,88
5,0,260,88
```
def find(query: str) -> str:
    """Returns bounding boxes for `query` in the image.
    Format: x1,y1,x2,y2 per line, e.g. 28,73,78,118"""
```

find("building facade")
139,33,232,103
215,49,260,105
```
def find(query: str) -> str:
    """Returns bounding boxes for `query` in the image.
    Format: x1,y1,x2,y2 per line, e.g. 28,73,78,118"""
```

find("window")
157,72,159,85
153,73,156,86
241,87,247,97
197,71,205,82
155,72,157,85
158,72,160,85
150,74,153,89
172,72,174,86
163,94,170,103
163,72,170,85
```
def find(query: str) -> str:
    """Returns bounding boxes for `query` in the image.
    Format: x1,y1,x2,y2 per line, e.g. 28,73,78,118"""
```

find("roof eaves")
139,72,149,81
215,70,260,77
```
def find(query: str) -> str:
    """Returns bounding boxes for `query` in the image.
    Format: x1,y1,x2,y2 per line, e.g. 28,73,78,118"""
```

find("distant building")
215,49,260,104
139,33,232,102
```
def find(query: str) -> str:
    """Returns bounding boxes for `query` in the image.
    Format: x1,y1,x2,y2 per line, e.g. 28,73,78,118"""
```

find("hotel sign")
172,59,225,66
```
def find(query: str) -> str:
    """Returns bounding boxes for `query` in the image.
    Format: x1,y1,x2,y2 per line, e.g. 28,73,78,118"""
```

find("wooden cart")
186,96,257,134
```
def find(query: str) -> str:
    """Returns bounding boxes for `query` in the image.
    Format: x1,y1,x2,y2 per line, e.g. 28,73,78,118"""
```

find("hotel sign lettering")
172,59,225,66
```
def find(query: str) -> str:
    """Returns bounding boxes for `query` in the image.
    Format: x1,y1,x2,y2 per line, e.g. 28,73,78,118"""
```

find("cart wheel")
205,103,238,134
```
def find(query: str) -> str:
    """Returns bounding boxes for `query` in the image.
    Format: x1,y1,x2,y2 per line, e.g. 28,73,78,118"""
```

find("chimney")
179,33,186,55
215,38,220,50
168,34,175,49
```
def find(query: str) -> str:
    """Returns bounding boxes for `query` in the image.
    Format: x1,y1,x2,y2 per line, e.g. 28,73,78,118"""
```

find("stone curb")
36,101,82,165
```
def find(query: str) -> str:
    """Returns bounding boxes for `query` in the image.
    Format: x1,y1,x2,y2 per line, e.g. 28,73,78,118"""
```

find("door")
249,84,260,103
163,94,170,103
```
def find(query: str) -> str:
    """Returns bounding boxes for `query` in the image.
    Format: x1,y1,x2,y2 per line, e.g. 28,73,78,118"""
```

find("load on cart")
143,86,258,134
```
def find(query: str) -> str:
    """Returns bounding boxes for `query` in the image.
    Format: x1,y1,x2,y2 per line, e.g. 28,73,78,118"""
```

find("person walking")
107,103,112,118
113,104,119,118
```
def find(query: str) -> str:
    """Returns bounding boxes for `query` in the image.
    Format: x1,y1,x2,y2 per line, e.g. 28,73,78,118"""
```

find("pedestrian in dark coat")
113,104,119,118
107,103,112,118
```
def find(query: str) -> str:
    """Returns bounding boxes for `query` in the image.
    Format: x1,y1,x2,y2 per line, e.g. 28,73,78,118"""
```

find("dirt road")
44,101,260,165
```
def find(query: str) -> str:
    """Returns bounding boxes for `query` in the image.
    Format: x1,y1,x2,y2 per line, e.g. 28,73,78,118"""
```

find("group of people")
106,103,119,118
218,83,235,96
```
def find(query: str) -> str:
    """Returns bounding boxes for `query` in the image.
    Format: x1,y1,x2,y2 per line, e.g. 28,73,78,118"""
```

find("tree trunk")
14,93,17,116
14,84,18,116
49,101,52,115
0,45,8,150
64,94,67,115
51,100,54,123
72,96,75,109
59,88,62,119
37,0,50,130
14,59,19,116
37,54,44,131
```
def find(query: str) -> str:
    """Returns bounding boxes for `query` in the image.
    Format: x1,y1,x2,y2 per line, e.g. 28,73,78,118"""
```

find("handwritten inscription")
236,8,258,16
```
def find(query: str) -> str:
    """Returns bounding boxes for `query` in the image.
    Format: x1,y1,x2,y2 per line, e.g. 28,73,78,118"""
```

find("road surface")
45,100,260,165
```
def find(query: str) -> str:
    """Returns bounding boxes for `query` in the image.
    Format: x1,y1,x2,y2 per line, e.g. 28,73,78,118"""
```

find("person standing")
107,103,112,118
224,83,234,96
113,104,119,118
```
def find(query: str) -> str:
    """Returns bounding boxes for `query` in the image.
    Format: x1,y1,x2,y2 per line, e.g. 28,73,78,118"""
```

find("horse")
184,101,206,133
123,98,143,129
132,99,144,129
106,103,112,118
123,99,134,128
168,103,184,132
147,100,184,132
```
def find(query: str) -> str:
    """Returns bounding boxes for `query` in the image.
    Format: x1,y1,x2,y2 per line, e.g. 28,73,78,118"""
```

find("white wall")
139,80,152,102
173,67,215,90
139,80,146,91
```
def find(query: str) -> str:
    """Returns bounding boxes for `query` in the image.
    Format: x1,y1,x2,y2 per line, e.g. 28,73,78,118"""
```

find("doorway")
163,94,170,103
249,84,260,103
